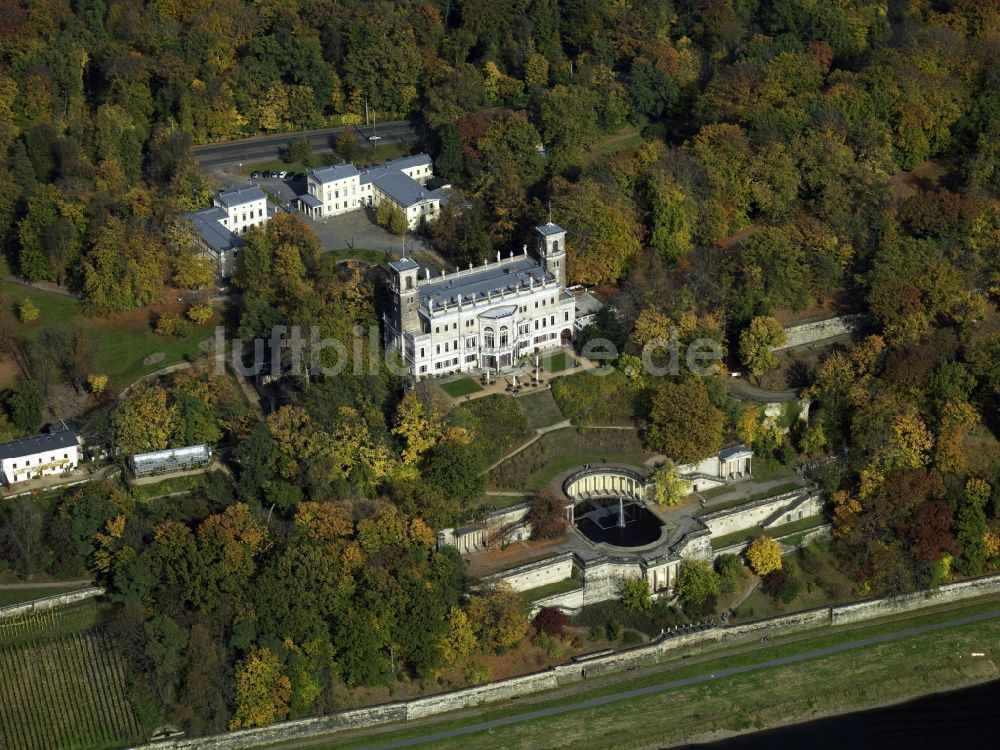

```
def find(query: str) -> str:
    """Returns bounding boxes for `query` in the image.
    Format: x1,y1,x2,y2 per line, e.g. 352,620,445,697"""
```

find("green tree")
675,560,721,614
955,478,991,576
465,582,529,653
229,646,291,729
145,615,190,703
6,378,43,431
534,85,600,169
621,577,652,613
746,536,783,576
646,380,725,464
112,385,178,454
286,136,313,166
739,316,787,384
18,298,39,323
434,123,466,182
376,201,408,234
651,462,691,506
335,130,358,163
551,177,642,285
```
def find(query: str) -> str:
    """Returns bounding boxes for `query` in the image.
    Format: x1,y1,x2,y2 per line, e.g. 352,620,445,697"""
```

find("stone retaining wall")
0,587,104,620
530,587,585,615
480,552,574,593
830,574,1000,624
774,313,870,351
133,572,1000,750
699,489,812,537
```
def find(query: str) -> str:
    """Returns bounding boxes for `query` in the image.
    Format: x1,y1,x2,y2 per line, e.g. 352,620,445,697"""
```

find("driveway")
305,206,426,254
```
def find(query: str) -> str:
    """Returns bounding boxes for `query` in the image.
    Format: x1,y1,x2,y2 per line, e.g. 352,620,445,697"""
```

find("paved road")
359,609,1000,750
192,121,421,168
727,376,798,403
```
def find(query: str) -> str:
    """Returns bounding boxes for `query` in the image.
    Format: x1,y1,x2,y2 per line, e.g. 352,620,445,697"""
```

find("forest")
0,0,999,739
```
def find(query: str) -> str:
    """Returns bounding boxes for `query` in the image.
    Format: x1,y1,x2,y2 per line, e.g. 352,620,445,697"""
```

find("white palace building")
385,223,574,378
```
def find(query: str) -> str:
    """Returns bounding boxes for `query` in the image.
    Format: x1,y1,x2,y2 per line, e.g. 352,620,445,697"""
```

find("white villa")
0,420,81,485
296,153,443,231
385,223,574,378
183,185,272,278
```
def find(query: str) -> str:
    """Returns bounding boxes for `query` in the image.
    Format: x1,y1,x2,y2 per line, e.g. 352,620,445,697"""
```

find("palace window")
499,326,509,347
466,335,477,348
483,327,495,348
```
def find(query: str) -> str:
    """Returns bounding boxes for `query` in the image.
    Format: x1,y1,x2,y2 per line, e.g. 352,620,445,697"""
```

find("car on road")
368,135,382,142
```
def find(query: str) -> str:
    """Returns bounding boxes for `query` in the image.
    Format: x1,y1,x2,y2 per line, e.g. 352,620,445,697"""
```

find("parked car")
261,170,272,178
277,170,289,178
250,171,261,179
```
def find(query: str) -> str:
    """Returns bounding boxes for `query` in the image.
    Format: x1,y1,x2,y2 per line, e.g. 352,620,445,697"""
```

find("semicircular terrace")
562,465,649,502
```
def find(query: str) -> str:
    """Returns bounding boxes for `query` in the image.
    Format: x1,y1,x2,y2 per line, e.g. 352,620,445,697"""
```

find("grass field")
515,389,565,429
440,377,485,398
582,125,644,165
0,280,216,391
489,427,651,491
0,585,87,608
520,576,582,603
321,600,1000,750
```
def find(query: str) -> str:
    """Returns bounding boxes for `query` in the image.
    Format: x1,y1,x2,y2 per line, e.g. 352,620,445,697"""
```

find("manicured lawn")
490,426,651,491
0,281,218,391
520,576,582,603
541,350,575,372
440,377,485,398
321,248,391,269
516,389,566,429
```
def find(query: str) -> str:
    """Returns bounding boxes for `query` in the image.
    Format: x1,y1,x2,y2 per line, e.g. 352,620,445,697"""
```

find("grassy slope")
489,427,651,491
0,280,216,390
515,389,565,429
